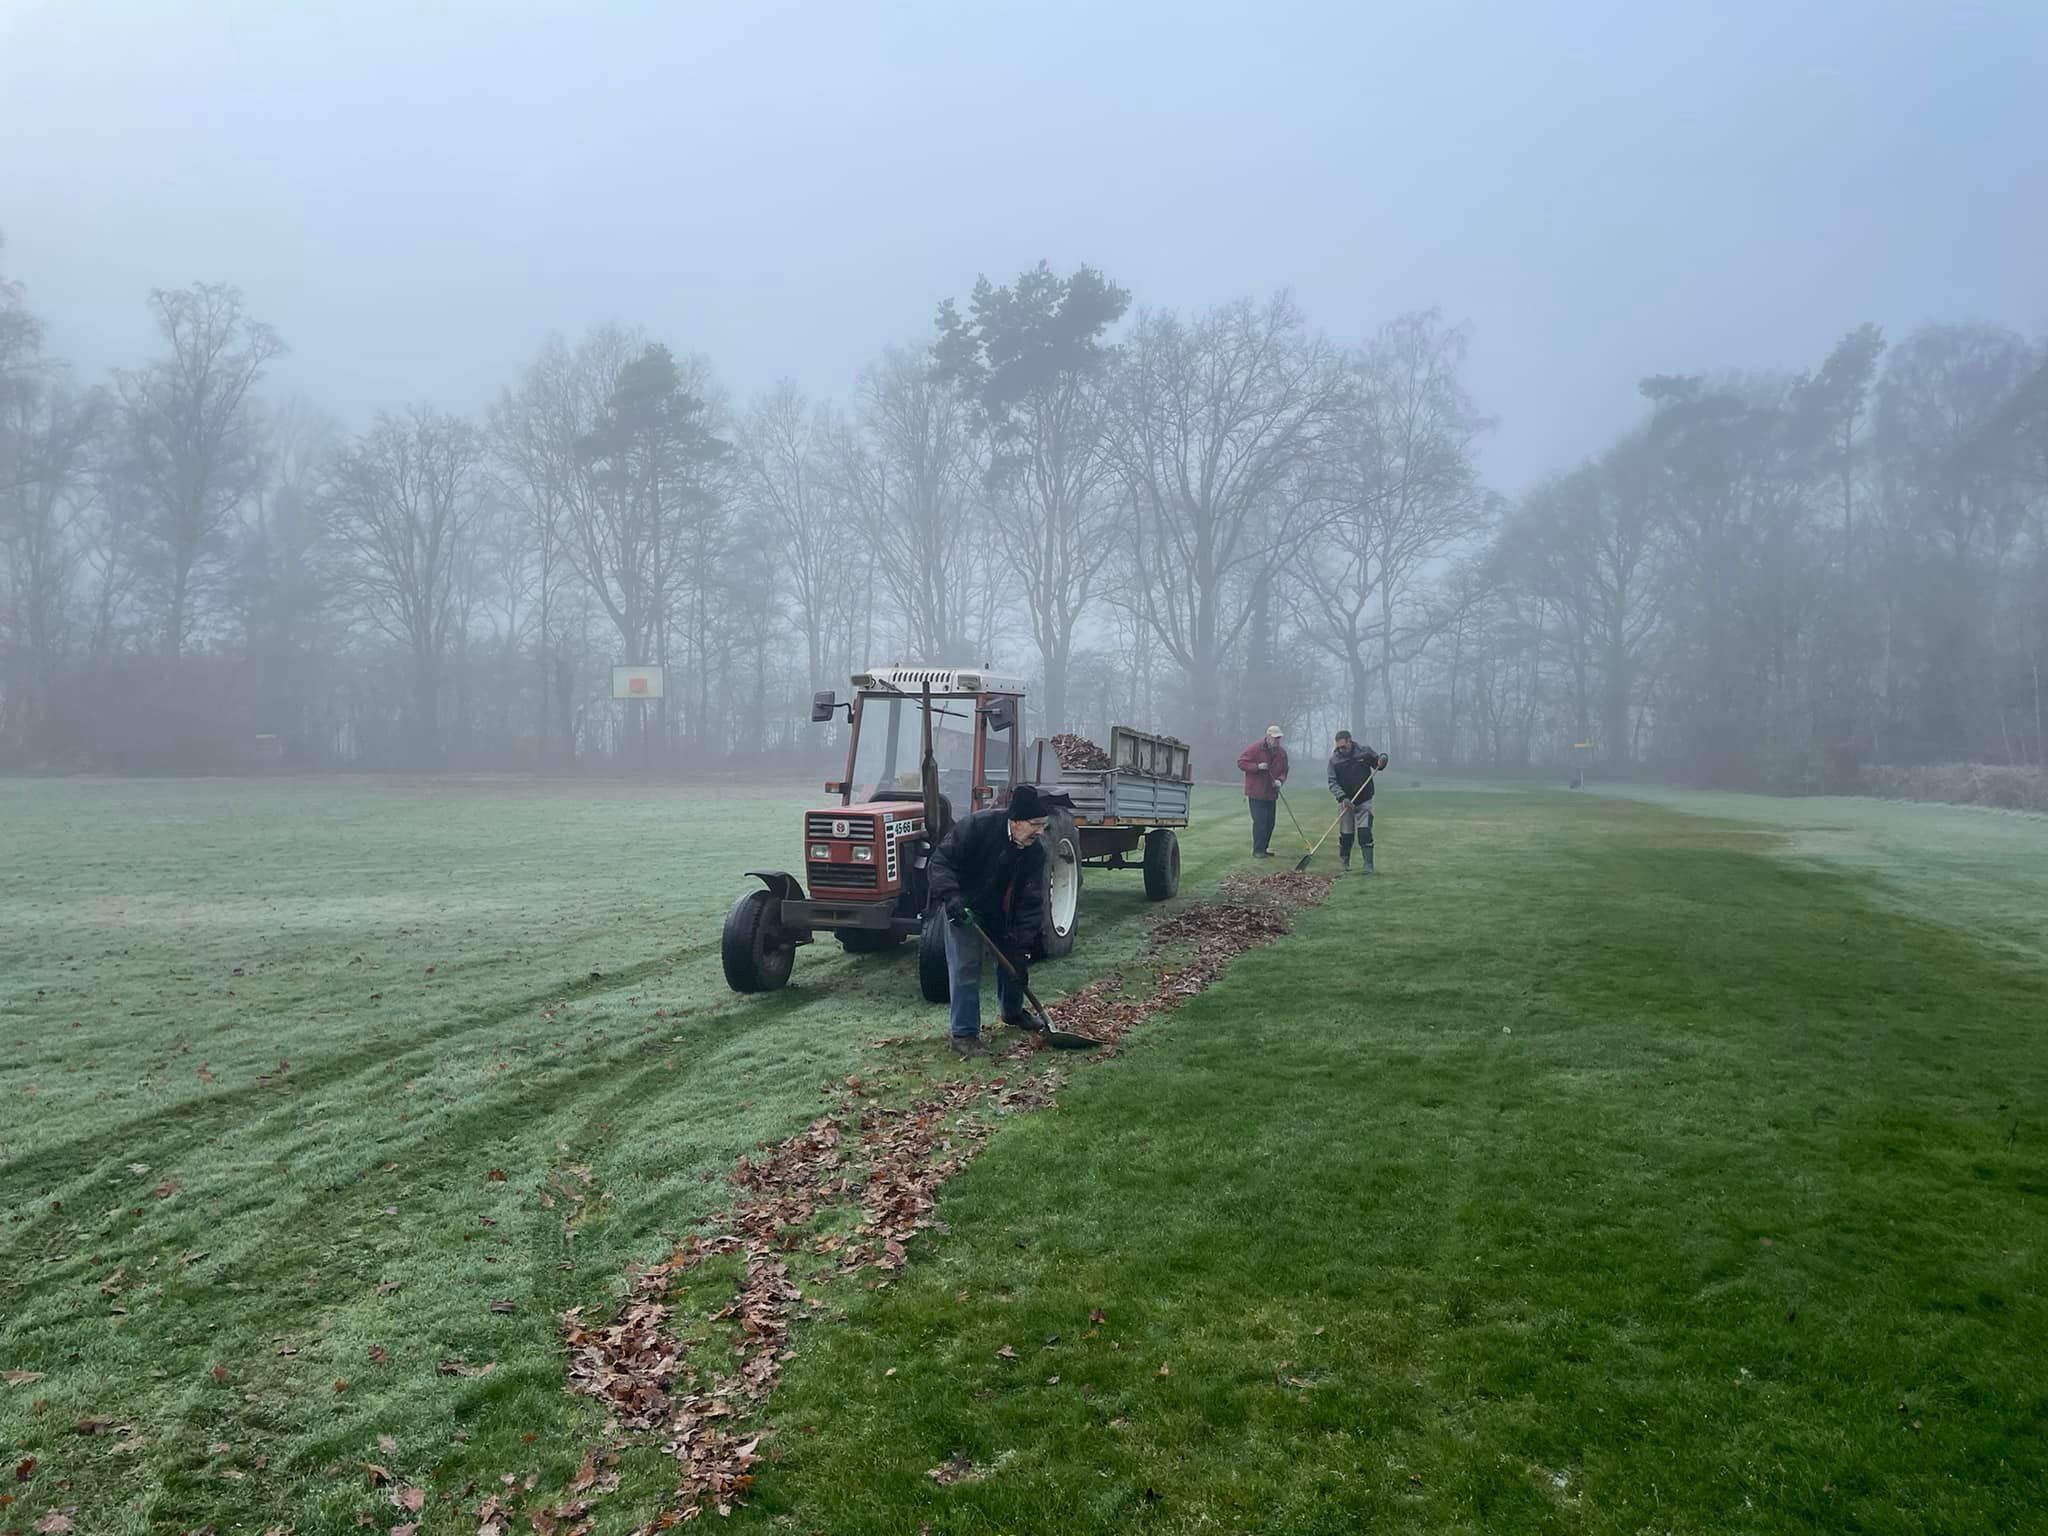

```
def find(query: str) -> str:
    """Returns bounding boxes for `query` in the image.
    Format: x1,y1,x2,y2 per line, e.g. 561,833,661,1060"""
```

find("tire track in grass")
0,946,739,1266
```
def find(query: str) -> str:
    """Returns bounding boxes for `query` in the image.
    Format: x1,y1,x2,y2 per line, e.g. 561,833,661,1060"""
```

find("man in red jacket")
1235,724,1290,858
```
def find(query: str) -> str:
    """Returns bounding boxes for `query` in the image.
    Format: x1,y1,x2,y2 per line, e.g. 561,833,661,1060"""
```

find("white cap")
1265,725,1283,738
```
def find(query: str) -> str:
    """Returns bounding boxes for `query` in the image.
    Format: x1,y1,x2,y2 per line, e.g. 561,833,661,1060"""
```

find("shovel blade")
1294,852,1314,871
1043,1029,1104,1050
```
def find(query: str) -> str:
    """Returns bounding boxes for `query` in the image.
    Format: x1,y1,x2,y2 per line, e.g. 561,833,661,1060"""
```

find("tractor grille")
808,861,879,891
806,814,876,842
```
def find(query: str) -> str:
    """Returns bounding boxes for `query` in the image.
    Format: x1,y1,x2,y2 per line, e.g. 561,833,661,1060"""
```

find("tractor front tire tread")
722,889,795,993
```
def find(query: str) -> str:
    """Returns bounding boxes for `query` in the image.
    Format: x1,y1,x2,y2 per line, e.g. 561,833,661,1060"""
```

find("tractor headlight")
810,843,830,860
851,845,873,862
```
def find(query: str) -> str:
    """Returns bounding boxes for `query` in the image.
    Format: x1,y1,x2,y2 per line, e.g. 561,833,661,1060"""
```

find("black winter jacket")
1327,742,1383,802
926,808,1047,941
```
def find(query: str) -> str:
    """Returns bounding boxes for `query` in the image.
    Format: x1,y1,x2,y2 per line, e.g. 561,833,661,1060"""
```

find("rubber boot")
1338,832,1354,871
1362,840,1375,874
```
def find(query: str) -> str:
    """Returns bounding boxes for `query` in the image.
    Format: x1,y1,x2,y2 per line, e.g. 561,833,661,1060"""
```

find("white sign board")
612,664,665,701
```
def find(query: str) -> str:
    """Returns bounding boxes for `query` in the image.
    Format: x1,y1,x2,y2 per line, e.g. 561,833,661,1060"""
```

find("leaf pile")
1050,734,1112,772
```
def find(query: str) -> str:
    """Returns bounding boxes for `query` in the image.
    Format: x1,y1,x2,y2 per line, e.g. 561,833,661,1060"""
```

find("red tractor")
721,666,1191,1003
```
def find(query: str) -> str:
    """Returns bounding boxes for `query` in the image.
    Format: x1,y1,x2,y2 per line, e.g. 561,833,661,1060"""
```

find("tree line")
3,231,2044,793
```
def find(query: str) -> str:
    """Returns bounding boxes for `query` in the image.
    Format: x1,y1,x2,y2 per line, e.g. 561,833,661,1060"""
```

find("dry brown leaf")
2,1371,45,1387
995,1344,1018,1361
486,1168,506,1182
393,1486,424,1512
1156,1363,1172,1377
376,1434,398,1454
34,1512,74,1535
364,1464,392,1487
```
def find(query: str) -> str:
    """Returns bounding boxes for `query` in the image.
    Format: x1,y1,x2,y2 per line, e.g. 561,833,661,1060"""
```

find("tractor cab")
822,666,1025,830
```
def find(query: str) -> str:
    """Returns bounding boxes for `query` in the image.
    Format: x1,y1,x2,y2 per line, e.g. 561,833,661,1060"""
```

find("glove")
944,893,969,923
1256,760,1269,771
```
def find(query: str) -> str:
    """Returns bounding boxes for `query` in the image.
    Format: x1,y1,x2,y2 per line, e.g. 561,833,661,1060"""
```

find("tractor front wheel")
722,889,796,993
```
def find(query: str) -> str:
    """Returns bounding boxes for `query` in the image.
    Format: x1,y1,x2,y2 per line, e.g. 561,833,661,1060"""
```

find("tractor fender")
744,870,807,903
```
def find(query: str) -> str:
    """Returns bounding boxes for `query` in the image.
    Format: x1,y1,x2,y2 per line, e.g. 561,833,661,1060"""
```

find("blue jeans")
942,918,1026,1039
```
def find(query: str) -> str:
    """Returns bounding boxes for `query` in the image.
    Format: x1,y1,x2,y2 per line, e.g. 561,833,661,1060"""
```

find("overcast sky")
3,0,2043,492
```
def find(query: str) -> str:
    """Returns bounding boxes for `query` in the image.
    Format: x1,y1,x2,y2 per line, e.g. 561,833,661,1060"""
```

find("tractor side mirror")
982,696,1017,733
811,690,837,724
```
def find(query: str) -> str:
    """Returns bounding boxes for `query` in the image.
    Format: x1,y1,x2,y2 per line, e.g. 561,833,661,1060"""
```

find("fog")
3,0,2046,797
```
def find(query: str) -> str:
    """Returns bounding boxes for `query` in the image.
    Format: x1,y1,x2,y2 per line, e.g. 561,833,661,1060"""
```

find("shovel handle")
965,921,1050,1015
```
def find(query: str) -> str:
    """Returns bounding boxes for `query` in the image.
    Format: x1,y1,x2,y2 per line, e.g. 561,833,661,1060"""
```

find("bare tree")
836,346,982,662
2,376,104,759
490,338,588,765
737,382,845,692
323,406,485,766
114,284,284,657
1324,311,1494,756
1108,294,1348,758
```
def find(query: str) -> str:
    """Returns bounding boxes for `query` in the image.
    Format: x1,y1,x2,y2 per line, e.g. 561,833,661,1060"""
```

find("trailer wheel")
1033,809,1081,960
838,927,903,955
918,909,951,1003
1142,827,1181,901
722,889,795,993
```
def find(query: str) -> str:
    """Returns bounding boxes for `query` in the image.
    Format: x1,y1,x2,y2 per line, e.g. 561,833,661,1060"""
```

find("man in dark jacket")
926,782,1068,1056
1235,725,1290,857
1327,729,1388,872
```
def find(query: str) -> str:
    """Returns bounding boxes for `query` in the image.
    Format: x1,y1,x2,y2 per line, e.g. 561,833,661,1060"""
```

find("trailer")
720,667,1193,1005
1029,725,1192,901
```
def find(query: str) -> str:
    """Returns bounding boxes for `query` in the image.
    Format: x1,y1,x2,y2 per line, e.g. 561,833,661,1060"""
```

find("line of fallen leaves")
1041,869,1328,1049
552,869,1327,1530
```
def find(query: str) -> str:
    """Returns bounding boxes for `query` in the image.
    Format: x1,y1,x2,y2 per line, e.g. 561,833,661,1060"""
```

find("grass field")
4,778,2046,1534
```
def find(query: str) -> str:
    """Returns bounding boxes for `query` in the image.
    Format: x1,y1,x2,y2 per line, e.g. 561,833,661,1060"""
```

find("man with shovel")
1327,729,1388,872
927,783,1072,1057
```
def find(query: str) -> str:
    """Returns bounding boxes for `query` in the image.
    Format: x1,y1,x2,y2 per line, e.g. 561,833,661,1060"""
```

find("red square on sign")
629,678,647,695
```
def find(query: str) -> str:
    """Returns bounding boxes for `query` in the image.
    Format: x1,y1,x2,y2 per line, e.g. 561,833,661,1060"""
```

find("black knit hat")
1008,783,1073,822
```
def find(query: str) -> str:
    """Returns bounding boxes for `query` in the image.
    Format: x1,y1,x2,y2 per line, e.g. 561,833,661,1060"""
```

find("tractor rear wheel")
722,889,795,993
1032,809,1081,960
918,909,951,1003
1142,827,1181,901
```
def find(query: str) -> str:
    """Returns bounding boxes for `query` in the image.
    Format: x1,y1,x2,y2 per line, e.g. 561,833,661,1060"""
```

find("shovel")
1296,767,1377,871
962,920,1103,1050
